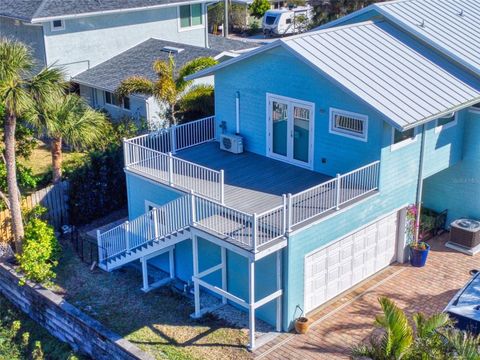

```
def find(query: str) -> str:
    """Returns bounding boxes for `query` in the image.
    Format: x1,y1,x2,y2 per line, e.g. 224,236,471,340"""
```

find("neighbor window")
105,91,130,110
329,108,368,141
435,112,457,132
391,127,417,150
179,4,202,28
51,19,65,31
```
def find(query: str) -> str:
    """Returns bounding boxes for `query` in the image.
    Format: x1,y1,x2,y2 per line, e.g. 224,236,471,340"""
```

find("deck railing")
124,117,223,202
288,161,381,228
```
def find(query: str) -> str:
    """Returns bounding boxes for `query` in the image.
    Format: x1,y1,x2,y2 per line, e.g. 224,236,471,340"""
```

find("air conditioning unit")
449,219,480,249
220,134,244,154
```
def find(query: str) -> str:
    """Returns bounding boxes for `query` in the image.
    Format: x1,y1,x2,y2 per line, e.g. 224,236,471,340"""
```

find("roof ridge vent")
161,46,184,54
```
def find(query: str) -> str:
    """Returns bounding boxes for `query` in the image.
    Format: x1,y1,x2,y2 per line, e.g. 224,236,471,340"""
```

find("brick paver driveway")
255,234,479,359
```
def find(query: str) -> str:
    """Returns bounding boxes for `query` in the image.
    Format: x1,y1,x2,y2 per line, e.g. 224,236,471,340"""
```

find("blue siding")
423,109,480,223
214,46,383,176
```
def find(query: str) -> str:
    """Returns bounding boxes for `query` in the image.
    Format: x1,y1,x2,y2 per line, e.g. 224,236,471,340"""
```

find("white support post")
171,126,177,154
287,194,293,233
169,248,175,279
122,138,129,168
192,235,201,318
125,221,130,254
252,213,258,253
282,194,287,234
276,250,282,332
152,209,159,241
248,258,256,351
220,170,225,205
221,247,227,305
190,190,196,225
335,173,342,210
168,152,174,186
141,257,149,292
96,230,103,262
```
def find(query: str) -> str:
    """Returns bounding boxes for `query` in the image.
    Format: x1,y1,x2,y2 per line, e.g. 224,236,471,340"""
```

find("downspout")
235,91,240,134
415,124,427,242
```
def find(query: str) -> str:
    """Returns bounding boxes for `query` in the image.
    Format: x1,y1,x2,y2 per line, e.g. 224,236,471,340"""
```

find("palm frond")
441,328,480,360
153,57,175,80
117,76,154,97
176,57,217,92
178,84,214,115
0,38,34,83
413,312,451,339
28,66,66,104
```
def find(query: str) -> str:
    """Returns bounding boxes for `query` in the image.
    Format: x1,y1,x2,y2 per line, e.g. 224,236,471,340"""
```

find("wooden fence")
0,182,69,243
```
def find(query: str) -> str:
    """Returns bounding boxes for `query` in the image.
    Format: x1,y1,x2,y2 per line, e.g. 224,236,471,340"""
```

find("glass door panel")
271,100,289,157
292,105,311,164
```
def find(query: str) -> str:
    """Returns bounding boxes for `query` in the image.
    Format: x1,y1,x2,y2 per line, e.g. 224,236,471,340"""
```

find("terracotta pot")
294,317,311,334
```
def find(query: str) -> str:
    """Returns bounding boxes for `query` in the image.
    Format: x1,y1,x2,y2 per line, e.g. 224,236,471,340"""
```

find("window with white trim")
329,108,368,141
391,127,417,150
51,19,65,31
179,4,202,28
105,91,130,110
435,112,457,133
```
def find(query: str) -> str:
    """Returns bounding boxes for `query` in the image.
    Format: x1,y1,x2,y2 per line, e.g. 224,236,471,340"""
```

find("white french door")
267,94,314,169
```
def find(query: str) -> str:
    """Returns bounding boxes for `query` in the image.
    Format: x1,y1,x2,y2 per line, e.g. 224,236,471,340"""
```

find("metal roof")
0,0,207,22
189,21,480,130
320,0,480,76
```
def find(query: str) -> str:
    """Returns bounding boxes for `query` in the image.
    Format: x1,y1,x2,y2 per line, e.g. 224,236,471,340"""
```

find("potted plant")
406,205,430,267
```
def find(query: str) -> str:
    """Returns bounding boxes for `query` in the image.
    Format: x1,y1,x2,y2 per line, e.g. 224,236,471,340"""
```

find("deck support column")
276,250,282,332
169,248,175,279
248,257,255,350
192,234,201,318
221,247,227,305
141,257,149,292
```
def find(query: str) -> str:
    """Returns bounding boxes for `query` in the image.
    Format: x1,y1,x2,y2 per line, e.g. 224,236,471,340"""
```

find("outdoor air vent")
161,46,184,54
220,134,244,154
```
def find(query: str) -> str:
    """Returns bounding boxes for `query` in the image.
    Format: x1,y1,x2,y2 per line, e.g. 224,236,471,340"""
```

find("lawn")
19,140,85,177
0,294,80,360
50,240,251,360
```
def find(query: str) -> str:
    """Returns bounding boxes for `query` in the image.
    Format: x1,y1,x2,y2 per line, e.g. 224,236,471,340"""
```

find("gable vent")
161,46,184,54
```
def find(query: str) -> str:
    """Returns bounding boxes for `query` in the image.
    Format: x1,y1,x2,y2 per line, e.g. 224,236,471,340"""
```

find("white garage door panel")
304,211,399,313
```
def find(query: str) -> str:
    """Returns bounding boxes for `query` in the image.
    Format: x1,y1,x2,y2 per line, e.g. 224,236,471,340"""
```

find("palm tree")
33,94,109,184
352,297,413,360
0,38,65,252
117,56,217,126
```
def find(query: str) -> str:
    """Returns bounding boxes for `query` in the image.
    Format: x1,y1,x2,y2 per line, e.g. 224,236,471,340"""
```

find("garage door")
304,211,399,313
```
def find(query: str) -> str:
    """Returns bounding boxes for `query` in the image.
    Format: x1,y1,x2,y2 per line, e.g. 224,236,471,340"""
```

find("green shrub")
16,217,60,285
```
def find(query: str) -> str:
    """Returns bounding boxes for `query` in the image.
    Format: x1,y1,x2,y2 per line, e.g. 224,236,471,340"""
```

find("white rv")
262,6,311,36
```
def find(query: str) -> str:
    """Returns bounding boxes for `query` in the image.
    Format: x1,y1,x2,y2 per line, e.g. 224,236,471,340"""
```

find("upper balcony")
123,116,381,253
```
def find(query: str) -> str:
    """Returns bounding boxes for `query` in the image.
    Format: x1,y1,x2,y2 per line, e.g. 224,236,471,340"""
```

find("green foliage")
311,0,381,27
0,161,39,194
351,297,480,360
249,0,271,19
0,294,78,359
16,215,60,285
247,21,261,35
178,84,215,122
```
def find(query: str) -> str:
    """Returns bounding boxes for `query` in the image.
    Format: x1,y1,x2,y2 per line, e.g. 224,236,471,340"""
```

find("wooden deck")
176,142,331,214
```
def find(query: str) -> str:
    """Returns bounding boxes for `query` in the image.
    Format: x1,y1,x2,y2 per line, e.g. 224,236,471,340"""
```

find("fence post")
96,230,103,263
125,221,130,254
282,194,287,234
123,138,129,168
287,193,293,233
252,213,258,253
190,190,197,225
168,152,174,186
152,208,159,240
220,170,225,204
335,173,341,210
171,126,177,154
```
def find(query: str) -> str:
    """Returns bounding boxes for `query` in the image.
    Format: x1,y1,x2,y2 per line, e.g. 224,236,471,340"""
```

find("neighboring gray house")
0,0,212,78
73,36,257,127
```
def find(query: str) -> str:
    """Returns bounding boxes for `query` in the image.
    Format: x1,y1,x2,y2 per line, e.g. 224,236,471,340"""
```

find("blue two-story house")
94,0,480,350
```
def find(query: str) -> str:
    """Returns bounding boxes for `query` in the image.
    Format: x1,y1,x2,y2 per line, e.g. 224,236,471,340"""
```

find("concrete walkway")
255,233,479,359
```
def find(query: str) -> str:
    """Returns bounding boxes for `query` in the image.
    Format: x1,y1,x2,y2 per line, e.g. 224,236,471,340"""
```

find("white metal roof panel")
283,20,480,129
376,0,480,75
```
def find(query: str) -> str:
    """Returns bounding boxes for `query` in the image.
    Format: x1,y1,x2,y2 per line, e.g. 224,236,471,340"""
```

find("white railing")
288,161,381,228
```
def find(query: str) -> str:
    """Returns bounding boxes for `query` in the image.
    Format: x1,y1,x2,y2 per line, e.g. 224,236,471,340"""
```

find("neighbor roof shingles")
73,38,221,92
0,0,204,22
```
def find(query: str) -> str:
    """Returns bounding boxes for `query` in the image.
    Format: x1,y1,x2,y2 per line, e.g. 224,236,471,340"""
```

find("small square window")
329,108,368,141
435,112,457,133
391,127,417,150
105,91,128,109
51,19,64,31
179,4,202,29
472,102,480,110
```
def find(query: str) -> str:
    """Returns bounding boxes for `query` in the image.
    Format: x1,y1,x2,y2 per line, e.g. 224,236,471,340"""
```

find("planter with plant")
293,306,311,334
406,205,430,267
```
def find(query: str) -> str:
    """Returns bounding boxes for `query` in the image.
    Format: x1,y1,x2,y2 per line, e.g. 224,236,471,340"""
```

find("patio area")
254,233,480,359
